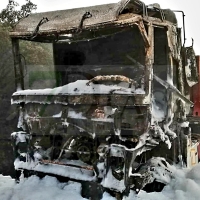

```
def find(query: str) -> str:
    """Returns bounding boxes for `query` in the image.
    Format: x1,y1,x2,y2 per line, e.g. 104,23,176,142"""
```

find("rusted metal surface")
137,20,150,48
86,75,137,85
166,25,180,59
116,13,142,24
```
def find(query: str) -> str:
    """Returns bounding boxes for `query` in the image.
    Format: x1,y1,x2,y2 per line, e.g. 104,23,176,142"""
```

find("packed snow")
1,163,200,200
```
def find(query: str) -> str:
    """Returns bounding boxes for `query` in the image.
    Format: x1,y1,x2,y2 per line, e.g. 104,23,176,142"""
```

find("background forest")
0,0,52,176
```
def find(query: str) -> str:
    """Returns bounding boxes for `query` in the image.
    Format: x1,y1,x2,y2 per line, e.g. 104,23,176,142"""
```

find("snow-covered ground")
1,163,200,200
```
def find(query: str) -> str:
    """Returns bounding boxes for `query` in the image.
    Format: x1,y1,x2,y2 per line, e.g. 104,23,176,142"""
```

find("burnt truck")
9,0,199,198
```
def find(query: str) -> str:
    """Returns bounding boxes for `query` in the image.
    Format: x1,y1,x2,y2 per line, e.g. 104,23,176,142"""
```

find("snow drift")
1,163,200,200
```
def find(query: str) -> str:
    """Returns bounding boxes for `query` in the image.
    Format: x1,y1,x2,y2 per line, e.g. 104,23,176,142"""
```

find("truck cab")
9,0,198,197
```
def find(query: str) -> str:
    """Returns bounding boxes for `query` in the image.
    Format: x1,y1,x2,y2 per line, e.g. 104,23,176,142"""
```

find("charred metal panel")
12,94,146,106
183,47,198,87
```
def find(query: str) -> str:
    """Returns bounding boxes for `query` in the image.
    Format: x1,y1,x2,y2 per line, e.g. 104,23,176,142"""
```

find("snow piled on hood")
1,163,200,200
13,80,144,96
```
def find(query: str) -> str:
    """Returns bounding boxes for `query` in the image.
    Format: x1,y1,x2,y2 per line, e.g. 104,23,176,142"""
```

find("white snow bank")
0,175,15,200
186,163,200,180
0,175,86,200
1,163,200,200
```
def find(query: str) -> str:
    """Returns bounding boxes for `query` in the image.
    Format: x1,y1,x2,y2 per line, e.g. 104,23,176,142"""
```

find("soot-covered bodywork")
9,0,198,198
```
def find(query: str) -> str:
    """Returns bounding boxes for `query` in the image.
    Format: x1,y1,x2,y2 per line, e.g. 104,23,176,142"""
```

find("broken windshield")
54,26,146,91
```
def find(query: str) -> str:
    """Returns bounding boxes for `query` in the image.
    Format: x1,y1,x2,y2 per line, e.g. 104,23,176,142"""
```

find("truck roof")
9,0,128,39
9,0,176,42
